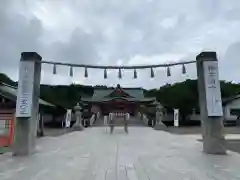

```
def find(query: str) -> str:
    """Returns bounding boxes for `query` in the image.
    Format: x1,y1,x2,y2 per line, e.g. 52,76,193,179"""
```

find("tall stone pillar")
196,51,226,154
13,52,42,156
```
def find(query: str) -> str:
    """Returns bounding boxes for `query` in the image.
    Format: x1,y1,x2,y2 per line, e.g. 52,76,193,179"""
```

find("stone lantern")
154,101,166,130
73,103,84,131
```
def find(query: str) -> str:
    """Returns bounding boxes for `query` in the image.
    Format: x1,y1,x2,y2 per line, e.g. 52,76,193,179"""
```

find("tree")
1,72,240,114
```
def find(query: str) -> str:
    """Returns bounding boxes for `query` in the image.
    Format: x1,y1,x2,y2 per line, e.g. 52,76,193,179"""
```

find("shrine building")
82,84,156,116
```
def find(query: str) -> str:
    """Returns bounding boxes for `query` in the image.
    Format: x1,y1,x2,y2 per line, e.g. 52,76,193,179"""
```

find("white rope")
40,59,195,69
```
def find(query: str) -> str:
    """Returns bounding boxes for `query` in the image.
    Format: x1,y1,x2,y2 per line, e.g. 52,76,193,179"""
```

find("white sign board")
16,61,35,117
174,109,179,127
203,61,223,116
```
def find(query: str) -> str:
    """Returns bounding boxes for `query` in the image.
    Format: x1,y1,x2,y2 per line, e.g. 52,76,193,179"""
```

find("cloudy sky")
0,0,240,89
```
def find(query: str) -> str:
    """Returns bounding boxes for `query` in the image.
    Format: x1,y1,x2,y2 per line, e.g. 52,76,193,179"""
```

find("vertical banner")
65,109,72,128
16,61,35,117
174,109,179,127
203,61,223,116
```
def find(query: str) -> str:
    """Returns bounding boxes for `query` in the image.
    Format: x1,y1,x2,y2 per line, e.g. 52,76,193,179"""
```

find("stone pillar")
73,103,84,131
13,52,42,156
196,51,226,154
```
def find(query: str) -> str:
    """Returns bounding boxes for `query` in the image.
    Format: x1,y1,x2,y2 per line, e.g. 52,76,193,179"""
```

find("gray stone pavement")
1,127,240,180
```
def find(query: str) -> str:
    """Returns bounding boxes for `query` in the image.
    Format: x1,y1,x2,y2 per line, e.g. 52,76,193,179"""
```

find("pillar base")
202,136,227,155
12,150,36,157
12,142,36,156
12,118,36,156
201,116,226,155
72,123,84,131
37,131,44,137
154,122,166,130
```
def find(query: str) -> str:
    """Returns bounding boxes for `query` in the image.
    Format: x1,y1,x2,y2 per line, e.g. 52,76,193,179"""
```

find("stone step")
93,117,146,127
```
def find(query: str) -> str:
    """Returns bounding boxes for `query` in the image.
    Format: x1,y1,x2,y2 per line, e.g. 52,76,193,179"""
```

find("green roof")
82,97,155,102
82,87,155,102
94,88,144,97
0,83,55,107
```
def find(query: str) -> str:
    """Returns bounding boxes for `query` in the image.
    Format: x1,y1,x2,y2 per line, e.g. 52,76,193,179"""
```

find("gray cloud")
0,0,240,88
0,2,44,80
47,28,101,64
219,41,240,83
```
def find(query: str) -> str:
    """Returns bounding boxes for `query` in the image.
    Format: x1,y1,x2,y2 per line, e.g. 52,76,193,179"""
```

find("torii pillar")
196,51,226,154
13,52,42,156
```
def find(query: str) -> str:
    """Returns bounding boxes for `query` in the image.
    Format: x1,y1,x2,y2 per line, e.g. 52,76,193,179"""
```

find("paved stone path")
182,134,240,140
1,127,240,180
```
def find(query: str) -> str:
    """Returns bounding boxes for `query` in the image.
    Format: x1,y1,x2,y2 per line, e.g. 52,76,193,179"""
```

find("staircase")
92,116,146,127
93,117,105,126
127,117,146,126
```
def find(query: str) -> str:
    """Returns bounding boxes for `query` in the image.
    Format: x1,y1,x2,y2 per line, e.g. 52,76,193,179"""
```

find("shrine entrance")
81,83,155,125
14,51,226,156
101,101,135,115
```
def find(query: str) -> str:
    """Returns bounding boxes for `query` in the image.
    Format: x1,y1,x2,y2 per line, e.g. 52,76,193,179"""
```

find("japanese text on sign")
16,61,35,117
203,61,223,117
